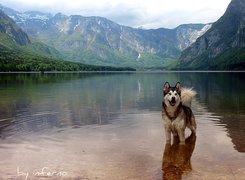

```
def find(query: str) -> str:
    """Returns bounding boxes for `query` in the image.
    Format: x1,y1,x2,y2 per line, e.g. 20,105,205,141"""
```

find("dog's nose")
171,97,176,102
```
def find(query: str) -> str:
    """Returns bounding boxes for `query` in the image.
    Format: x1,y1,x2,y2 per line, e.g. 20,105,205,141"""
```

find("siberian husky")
162,82,196,144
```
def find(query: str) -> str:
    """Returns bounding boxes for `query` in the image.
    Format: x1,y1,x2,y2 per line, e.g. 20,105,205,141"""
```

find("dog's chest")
173,119,184,131
162,111,185,131
167,118,183,128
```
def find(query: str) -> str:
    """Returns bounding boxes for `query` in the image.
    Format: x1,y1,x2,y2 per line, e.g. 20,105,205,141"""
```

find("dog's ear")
163,82,170,94
175,82,181,93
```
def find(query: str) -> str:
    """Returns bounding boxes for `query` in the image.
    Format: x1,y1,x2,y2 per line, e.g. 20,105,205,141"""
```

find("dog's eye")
168,93,171,95
175,93,177,95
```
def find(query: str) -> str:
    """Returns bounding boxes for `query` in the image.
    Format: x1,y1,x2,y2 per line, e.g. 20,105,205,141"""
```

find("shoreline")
0,70,245,74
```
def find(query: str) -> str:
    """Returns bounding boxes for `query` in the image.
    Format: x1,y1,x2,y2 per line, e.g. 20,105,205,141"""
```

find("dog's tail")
181,88,196,108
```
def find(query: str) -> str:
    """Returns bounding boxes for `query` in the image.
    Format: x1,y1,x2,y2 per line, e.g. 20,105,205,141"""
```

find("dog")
162,82,196,144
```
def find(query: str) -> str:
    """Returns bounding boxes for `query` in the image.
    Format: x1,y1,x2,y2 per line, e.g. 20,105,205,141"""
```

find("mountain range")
0,0,245,70
0,9,134,71
0,4,211,68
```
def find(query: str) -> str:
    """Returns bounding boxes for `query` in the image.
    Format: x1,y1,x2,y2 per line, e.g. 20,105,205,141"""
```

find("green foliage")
176,48,245,70
0,45,135,72
59,42,176,69
22,38,63,59
209,48,245,70
134,53,177,68
0,32,16,48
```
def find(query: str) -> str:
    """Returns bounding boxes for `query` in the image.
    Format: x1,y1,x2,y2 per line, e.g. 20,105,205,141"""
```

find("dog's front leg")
163,114,172,144
164,125,171,144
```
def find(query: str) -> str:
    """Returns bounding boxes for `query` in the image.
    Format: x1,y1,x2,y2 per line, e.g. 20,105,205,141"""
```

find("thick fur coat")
162,82,196,144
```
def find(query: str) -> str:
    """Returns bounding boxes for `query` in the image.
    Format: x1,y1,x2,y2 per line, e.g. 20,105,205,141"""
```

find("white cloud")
0,0,231,29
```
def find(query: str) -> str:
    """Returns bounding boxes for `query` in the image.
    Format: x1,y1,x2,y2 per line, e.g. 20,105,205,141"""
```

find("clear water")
0,72,244,179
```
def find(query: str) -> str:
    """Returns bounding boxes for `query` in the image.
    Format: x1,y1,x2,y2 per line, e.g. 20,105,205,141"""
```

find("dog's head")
163,82,181,107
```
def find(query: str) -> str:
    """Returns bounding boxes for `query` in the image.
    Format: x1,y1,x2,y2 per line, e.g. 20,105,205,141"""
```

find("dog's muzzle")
169,97,176,106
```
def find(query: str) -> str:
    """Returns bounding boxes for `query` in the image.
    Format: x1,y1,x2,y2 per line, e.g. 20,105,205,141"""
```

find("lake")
0,72,244,180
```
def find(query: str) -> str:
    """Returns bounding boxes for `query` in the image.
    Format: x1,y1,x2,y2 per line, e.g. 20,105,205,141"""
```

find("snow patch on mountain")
176,24,212,50
74,22,81,30
189,24,212,44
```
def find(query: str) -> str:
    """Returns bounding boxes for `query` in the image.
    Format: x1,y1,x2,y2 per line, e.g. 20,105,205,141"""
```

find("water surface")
0,72,244,179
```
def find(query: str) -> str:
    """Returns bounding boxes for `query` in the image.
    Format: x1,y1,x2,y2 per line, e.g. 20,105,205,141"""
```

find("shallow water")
0,72,244,180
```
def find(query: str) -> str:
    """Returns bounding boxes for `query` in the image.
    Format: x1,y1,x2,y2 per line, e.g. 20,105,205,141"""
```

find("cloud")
0,0,231,29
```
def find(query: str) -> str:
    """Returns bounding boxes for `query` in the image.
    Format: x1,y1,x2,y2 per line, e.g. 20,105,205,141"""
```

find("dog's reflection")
162,133,196,180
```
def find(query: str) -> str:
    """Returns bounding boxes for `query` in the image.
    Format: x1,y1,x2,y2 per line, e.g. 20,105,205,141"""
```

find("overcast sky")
1,0,231,29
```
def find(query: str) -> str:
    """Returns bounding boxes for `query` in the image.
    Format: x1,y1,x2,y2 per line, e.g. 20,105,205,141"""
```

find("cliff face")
0,10,30,45
175,24,212,51
179,0,245,70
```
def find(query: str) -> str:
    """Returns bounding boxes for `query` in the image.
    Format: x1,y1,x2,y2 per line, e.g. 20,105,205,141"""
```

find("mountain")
0,10,30,46
0,4,211,68
178,0,245,70
0,8,62,59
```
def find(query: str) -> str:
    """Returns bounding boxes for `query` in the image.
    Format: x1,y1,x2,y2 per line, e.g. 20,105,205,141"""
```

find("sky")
1,0,231,29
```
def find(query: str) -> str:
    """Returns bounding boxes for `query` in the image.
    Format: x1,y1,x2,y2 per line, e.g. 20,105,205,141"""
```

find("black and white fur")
162,82,196,144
